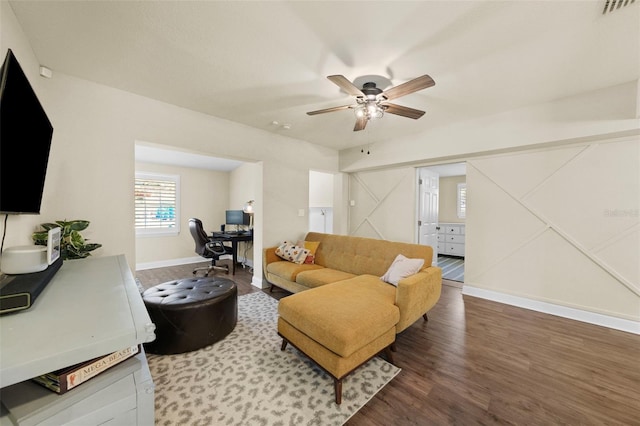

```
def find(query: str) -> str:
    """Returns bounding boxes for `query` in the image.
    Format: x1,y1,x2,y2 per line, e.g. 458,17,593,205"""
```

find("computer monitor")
225,210,250,226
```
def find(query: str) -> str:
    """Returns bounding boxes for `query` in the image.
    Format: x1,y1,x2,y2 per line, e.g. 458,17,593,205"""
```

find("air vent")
602,0,636,14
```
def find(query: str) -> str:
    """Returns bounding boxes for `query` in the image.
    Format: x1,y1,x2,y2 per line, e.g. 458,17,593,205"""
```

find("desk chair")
189,218,233,276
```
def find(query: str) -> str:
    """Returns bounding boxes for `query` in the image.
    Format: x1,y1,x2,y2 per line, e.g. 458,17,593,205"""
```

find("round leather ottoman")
142,276,237,355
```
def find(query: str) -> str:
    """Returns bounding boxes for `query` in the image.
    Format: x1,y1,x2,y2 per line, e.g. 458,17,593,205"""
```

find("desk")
211,232,253,275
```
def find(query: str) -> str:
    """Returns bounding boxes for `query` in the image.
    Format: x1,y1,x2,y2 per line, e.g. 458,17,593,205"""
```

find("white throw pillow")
380,254,425,286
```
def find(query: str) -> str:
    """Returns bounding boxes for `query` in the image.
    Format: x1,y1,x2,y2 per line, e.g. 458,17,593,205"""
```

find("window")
135,172,180,236
457,183,467,219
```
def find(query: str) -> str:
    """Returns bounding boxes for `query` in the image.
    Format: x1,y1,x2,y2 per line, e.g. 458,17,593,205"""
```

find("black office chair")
188,218,233,276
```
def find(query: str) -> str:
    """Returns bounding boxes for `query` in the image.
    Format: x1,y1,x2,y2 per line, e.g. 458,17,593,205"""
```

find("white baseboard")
252,276,267,289
462,285,640,335
136,256,204,271
136,256,255,272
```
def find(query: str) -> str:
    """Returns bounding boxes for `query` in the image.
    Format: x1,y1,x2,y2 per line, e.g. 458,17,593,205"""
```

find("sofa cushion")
278,276,398,358
295,268,357,289
266,260,324,282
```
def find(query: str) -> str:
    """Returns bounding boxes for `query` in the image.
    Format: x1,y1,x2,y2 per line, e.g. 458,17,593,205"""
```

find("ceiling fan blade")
306,105,352,115
381,75,435,101
327,75,365,97
382,103,426,119
353,115,367,131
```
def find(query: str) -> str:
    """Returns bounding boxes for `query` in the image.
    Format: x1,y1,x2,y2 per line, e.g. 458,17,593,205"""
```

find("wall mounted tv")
0,48,54,214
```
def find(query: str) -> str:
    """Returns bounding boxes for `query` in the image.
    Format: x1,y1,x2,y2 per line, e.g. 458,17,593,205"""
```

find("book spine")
63,345,140,392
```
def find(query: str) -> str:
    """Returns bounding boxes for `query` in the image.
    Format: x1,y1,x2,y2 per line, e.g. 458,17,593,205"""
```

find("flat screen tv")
225,210,250,226
0,48,54,214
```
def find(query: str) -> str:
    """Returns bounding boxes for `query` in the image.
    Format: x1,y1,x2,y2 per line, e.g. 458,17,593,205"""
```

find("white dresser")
0,255,156,426
437,223,465,257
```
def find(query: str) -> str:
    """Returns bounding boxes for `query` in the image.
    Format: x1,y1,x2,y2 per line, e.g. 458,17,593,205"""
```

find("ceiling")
9,0,640,154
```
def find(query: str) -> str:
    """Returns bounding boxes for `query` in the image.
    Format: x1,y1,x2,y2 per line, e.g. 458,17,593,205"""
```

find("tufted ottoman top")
142,276,236,309
142,276,237,354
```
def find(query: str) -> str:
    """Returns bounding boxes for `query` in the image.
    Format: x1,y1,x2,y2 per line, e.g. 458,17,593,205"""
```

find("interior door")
418,168,439,264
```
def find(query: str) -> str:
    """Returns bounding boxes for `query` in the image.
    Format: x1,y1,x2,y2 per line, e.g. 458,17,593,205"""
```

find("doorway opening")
417,162,466,282
309,170,334,234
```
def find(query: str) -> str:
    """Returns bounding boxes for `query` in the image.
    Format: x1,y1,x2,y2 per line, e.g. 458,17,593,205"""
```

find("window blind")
135,173,180,235
457,183,467,219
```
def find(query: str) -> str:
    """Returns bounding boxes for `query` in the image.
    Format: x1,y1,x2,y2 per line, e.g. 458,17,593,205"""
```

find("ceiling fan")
306,74,435,131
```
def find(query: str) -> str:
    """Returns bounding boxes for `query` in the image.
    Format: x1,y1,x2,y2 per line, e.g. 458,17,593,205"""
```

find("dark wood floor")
136,262,640,425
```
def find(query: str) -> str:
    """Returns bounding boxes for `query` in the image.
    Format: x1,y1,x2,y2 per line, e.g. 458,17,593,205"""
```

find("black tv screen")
225,210,250,225
0,49,53,214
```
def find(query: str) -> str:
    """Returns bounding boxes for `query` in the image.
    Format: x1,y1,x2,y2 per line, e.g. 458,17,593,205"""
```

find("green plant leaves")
31,220,102,261
58,220,89,232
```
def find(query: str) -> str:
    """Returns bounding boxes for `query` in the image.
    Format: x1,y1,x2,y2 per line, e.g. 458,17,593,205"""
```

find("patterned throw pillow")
275,241,311,264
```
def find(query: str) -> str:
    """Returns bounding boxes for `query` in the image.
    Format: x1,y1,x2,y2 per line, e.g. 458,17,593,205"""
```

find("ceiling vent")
602,0,636,14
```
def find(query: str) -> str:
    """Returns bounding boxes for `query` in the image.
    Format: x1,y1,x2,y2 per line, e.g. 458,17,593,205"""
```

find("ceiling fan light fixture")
354,102,383,120
369,103,383,119
308,74,434,131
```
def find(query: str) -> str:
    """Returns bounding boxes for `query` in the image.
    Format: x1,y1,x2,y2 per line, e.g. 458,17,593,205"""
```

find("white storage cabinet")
0,255,156,426
437,223,465,257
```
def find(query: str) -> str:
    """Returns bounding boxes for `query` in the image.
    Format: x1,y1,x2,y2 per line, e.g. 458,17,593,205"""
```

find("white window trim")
135,172,180,237
457,182,466,219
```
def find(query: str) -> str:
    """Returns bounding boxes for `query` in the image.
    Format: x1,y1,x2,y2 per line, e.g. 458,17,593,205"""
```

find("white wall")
344,136,639,327
1,2,339,279
348,166,417,243
439,176,466,224
309,170,333,207
134,161,229,265
464,135,639,322
309,170,334,234
229,162,260,275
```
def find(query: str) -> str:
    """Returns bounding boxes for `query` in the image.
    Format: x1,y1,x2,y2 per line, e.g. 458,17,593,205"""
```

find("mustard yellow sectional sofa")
264,232,442,403
263,232,442,334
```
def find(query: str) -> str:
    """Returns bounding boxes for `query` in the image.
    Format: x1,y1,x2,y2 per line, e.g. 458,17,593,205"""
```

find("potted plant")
32,220,102,260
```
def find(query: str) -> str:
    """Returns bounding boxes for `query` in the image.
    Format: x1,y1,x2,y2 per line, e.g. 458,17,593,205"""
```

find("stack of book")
31,344,140,394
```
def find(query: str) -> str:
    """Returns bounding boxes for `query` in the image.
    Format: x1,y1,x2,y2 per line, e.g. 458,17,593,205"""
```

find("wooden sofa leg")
390,342,397,352
384,345,395,365
423,313,429,322
334,378,342,405
280,339,288,351
270,284,275,293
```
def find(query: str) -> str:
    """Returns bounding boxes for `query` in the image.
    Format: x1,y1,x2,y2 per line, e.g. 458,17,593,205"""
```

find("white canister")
1,245,48,274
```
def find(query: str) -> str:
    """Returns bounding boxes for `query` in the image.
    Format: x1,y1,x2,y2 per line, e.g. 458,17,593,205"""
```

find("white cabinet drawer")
438,223,465,258
446,243,465,256
447,235,465,244
445,226,461,234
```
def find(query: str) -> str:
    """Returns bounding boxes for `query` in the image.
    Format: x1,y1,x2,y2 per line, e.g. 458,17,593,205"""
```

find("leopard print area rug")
147,291,400,426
